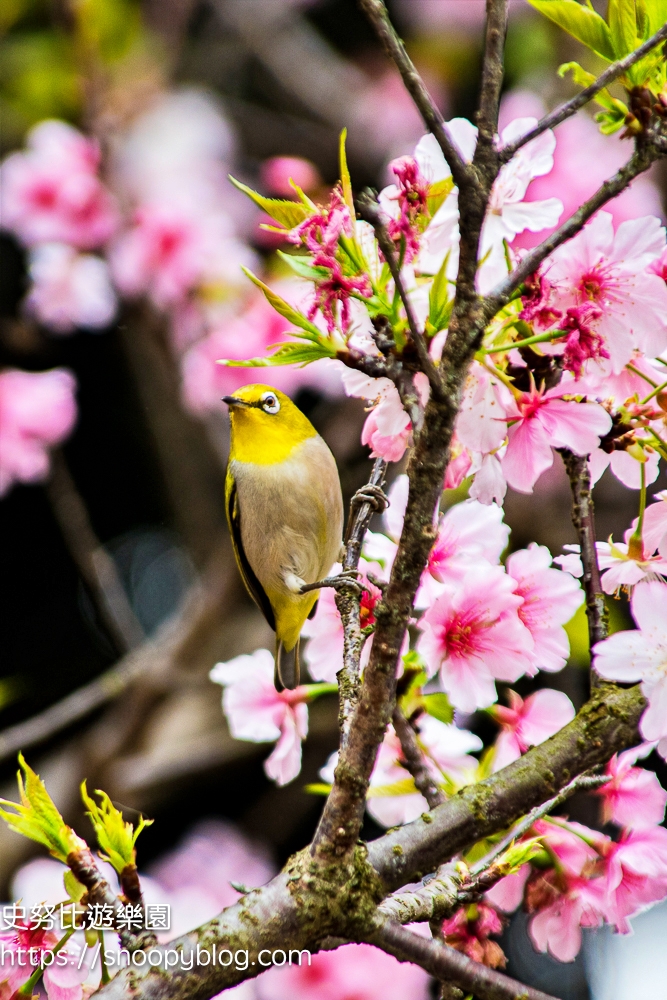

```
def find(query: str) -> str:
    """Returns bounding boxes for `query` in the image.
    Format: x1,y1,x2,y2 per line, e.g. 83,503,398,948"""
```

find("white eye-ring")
261,392,280,414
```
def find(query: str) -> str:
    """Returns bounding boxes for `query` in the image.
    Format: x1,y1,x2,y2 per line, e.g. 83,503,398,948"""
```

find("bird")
223,384,344,691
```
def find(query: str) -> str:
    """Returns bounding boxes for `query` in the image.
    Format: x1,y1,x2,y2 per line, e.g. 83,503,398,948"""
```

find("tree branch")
486,143,659,310
357,192,443,394
337,458,387,745
46,451,145,653
476,0,508,150
367,682,644,891
356,0,470,189
368,921,559,1000
499,22,667,163
392,705,445,809
560,450,608,667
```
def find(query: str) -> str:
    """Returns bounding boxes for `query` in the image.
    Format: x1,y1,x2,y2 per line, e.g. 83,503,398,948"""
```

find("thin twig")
487,144,659,310
337,459,387,746
476,0,508,150
392,705,445,809
369,920,559,1000
357,192,443,395
0,575,222,763
68,847,156,951
377,773,609,926
500,22,667,163
469,772,610,877
46,451,145,653
356,0,470,189
560,450,608,674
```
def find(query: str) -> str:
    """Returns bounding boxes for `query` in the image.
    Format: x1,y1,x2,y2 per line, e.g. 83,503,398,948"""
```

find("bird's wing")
226,475,276,631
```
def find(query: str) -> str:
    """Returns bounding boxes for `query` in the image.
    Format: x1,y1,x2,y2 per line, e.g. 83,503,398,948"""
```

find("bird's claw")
351,484,389,514
300,571,363,596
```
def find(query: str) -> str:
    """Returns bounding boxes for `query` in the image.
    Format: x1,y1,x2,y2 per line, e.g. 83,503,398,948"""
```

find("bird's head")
223,384,316,464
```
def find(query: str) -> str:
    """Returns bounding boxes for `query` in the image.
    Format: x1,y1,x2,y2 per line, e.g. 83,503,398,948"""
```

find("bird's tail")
275,638,300,691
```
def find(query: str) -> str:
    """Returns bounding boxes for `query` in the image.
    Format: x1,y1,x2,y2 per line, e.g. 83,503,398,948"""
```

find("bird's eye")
261,393,280,414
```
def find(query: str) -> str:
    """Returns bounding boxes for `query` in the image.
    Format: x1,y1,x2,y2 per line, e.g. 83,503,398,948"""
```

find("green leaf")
646,0,667,33
229,177,310,230
81,781,152,875
609,0,639,55
422,692,454,725
339,128,355,216
304,783,331,796
367,778,419,798
0,754,86,863
426,252,453,336
241,268,324,341
276,250,329,282
496,837,544,876
527,0,616,59
559,61,629,115
219,340,337,368
427,177,454,219
64,869,86,903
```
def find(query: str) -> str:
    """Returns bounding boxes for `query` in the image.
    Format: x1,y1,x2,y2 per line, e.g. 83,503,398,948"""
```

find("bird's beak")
222,395,251,408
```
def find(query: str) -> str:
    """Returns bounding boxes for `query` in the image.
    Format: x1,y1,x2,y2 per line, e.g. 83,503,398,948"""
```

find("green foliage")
64,869,86,903
76,0,142,64
229,176,310,231
339,128,355,216
0,754,86,863
81,782,152,874
426,252,453,338
495,836,544,875
426,177,454,219
0,33,82,135
276,251,330,282
559,61,629,132
240,269,325,341
422,692,454,725
527,1,615,60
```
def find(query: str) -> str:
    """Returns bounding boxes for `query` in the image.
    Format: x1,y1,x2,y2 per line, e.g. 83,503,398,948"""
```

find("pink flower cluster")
0,368,77,496
0,120,118,333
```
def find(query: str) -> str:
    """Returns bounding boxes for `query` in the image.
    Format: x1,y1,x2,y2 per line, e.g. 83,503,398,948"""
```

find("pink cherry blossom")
528,875,607,963
339,367,429,463
500,384,612,494
593,581,667,757
43,942,91,1000
302,562,382,683
596,531,667,594
255,940,431,1000
324,715,481,828
260,156,321,197
602,825,667,932
589,443,661,491
0,368,77,496
505,91,663,253
110,204,212,308
417,564,534,712
505,543,584,673
0,120,119,249
597,743,667,829
478,117,562,293
485,864,531,913
643,491,667,557
441,902,506,969
417,499,509,607
545,212,667,373
25,243,116,334
210,649,309,785
147,819,275,937
490,689,575,772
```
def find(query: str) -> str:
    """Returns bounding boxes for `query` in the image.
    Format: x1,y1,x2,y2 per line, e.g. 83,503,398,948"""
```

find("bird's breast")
230,435,343,595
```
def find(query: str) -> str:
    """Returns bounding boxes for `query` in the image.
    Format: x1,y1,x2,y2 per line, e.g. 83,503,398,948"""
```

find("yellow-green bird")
223,384,344,690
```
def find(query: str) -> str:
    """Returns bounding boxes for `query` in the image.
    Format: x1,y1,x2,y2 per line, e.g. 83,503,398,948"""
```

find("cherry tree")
2,2,667,1000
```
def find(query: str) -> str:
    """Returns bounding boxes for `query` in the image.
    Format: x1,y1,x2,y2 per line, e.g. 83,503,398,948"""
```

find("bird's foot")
351,483,389,514
300,570,363,596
